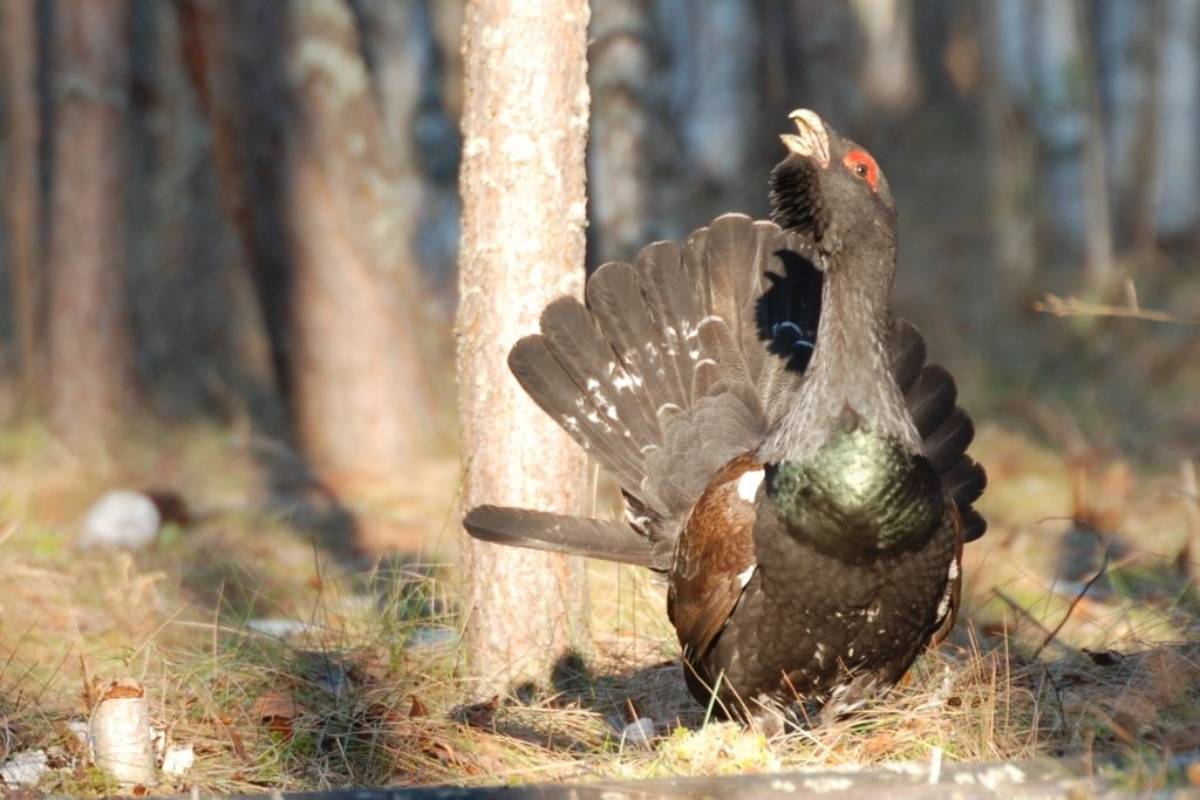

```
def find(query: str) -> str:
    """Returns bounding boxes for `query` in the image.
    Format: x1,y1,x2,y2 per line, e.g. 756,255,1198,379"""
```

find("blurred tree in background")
181,0,435,531
1,0,1198,551
2,0,42,409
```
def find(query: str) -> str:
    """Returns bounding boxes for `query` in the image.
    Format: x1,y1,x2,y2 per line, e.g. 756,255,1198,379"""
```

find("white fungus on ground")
79,490,161,550
0,750,49,788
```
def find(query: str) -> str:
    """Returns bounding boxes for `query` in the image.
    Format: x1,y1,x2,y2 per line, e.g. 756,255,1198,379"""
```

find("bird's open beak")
780,109,830,168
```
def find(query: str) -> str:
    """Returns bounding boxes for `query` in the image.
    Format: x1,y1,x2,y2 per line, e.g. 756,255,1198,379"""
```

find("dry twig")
1034,292,1200,325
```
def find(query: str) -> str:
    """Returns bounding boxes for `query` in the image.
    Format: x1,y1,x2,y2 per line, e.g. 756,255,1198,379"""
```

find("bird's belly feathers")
699,498,958,711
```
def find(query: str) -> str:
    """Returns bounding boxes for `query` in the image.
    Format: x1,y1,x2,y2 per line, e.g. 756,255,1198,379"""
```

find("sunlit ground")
1,416,1198,795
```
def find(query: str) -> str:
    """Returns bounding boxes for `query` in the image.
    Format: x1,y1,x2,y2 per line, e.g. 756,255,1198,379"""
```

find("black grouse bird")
464,109,987,722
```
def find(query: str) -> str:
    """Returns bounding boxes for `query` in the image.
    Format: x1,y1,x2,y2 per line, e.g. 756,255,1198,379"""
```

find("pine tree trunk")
45,0,136,445
457,0,591,695
180,0,436,544
1154,0,1200,240
283,0,434,499
978,0,1037,291
2,0,43,406
588,0,653,263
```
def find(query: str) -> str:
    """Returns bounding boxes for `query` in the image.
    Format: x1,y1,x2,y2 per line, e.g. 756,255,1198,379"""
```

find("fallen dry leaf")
982,621,1010,638
101,679,144,701
862,732,895,757
460,695,499,729
251,691,300,740
251,691,299,722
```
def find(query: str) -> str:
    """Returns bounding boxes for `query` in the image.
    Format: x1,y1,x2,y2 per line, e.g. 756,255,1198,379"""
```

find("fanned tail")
467,214,821,568
891,321,988,542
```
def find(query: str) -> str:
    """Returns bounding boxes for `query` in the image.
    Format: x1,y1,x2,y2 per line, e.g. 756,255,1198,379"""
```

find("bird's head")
769,109,896,261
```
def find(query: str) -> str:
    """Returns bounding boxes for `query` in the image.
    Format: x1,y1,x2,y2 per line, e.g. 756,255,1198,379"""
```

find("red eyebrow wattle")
843,149,880,191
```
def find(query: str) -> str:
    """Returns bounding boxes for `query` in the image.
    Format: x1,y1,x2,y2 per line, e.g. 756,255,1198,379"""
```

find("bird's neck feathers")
760,233,918,464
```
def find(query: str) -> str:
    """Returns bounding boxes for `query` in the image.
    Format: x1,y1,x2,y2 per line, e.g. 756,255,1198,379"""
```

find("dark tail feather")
943,457,987,506
960,508,987,542
907,364,958,437
463,506,661,568
893,320,989,544
924,407,975,473
584,261,672,437
635,240,705,406
539,298,661,469
890,320,927,395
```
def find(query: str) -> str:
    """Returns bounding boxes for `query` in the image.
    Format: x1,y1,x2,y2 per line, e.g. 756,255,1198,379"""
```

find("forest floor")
1,412,1199,797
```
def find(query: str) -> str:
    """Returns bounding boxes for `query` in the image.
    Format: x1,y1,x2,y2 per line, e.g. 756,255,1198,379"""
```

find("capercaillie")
464,110,987,723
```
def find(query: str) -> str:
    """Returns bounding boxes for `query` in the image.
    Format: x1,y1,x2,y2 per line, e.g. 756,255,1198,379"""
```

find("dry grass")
1,419,1199,795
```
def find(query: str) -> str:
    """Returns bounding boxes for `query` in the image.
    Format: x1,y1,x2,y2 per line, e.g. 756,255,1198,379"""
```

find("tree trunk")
1072,0,1116,293
588,0,653,264
1096,0,1163,261
2,0,43,406
44,0,136,445
1153,0,1200,240
284,0,434,496
650,0,769,230
849,0,922,113
457,0,591,695
181,0,436,540
357,0,462,301
978,0,1037,291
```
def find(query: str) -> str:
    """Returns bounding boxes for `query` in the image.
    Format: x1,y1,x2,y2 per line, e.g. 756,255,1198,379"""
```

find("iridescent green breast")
765,425,944,559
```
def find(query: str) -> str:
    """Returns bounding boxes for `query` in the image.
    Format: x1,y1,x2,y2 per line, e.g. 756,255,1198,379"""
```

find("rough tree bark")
2,0,43,405
44,0,136,444
457,0,591,694
181,0,435,538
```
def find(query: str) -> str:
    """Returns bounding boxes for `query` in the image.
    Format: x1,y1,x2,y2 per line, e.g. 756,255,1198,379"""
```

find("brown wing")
668,453,761,660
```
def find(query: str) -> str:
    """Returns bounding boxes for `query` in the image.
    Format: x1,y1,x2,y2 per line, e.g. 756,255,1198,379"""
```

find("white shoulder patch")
737,564,757,588
736,469,765,503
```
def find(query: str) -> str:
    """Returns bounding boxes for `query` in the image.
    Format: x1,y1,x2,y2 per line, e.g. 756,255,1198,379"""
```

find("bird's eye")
842,149,880,191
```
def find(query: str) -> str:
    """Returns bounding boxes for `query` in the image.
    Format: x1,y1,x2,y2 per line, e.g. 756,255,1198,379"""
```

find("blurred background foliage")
0,0,1197,544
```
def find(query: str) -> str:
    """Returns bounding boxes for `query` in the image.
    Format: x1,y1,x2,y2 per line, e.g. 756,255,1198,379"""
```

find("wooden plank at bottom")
223,758,1110,800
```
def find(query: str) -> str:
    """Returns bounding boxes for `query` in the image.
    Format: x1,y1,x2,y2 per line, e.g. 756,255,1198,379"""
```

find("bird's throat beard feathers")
759,228,917,466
